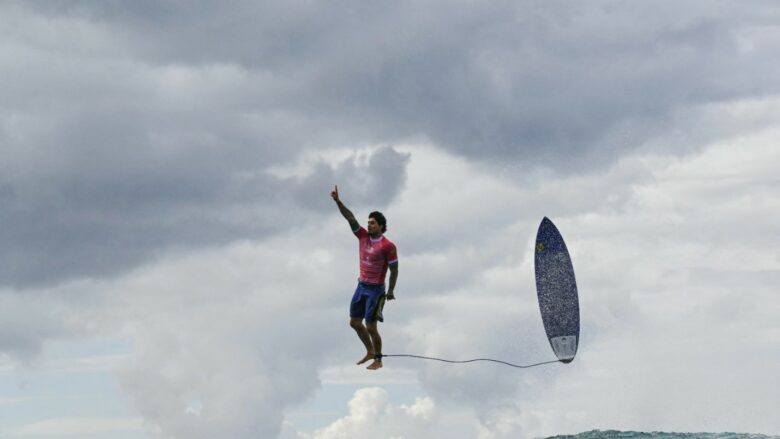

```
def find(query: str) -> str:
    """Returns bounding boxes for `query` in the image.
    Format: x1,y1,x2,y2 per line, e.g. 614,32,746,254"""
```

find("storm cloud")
4,1,780,286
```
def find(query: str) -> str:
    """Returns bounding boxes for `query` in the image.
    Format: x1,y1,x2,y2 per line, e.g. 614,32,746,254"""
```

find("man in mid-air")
331,185,398,370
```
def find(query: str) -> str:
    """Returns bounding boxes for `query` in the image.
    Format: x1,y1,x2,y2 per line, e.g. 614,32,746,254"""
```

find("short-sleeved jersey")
354,226,398,285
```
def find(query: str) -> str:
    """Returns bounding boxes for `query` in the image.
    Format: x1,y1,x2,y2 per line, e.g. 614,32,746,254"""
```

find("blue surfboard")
534,217,580,363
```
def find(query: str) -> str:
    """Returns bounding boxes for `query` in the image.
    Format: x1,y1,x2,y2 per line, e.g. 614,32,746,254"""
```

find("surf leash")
378,354,562,369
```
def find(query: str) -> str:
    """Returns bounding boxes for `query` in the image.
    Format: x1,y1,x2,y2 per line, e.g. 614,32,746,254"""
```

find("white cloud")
308,115,779,436
297,387,441,439
107,233,354,438
104,118,780,437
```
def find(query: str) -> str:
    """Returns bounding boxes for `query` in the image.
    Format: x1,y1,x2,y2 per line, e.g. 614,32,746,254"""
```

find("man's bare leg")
350,318,374,364
365,321,383,370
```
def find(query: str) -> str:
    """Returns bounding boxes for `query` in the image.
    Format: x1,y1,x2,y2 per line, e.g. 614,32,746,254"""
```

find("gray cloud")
15,1,780,165
0,147,408,287
2,0,417,287
0,43,409,286
0,292,76,362
289,146,411,213
4,1,780,287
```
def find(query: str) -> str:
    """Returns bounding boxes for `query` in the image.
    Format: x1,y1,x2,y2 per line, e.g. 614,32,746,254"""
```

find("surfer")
331,185,398,370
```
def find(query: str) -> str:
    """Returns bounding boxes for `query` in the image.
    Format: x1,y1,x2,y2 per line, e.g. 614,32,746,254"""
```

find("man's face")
367,217,381,236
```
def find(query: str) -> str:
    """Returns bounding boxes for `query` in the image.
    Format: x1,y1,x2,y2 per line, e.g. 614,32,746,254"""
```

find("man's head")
367,211,387,236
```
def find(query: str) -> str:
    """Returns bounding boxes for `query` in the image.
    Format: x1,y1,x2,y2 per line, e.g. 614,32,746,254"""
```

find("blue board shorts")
350,281,387,322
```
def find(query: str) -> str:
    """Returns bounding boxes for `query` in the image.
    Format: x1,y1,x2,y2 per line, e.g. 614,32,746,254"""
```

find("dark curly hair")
369,211,387,233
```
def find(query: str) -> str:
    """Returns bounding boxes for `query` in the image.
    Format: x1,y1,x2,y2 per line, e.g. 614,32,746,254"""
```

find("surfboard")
534,217,580,363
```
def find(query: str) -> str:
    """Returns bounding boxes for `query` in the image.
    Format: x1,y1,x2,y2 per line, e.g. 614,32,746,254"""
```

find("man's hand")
331,185,339,202
386,292,396,301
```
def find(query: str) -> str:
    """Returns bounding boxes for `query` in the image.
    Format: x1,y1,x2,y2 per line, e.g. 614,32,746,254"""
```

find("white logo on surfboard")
550,335,577,361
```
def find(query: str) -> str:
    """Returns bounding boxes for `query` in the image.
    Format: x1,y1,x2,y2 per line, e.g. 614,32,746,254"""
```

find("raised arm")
331,185,359,231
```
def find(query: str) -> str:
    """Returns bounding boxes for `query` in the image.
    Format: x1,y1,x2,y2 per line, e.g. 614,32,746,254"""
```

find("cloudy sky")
1,1,779,438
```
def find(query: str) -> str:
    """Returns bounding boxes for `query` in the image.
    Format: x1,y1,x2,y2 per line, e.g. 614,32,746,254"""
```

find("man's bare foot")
366,360,383,370
357,353,375,365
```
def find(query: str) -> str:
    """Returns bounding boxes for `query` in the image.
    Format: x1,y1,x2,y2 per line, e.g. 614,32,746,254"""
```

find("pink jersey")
354,227,398,285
